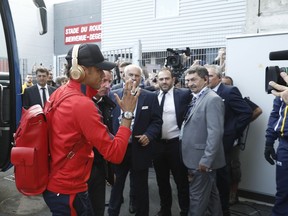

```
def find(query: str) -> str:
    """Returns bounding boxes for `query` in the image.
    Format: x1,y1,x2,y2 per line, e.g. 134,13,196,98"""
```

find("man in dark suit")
111,61,136,213
88,70,116,216
181,66,225,215
108,64,162,216
22,67,56,109
153,68,190,216
206,65,252,216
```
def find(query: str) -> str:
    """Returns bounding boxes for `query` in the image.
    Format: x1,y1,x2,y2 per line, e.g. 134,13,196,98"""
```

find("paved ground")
0,168,272,216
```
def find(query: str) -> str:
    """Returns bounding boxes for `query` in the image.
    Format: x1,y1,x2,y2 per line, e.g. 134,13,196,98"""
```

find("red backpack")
11,92,81,196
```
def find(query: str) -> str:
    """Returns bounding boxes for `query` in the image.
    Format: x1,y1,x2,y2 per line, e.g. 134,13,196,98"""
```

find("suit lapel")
134,91,145,124
174,89,180,123
113,89,144,129
33,86,42,105
216,83,224,97
186,89,210,122
48,86,53,95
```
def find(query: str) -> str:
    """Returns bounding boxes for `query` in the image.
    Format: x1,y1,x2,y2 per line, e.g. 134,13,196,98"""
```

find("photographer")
265,71,288,215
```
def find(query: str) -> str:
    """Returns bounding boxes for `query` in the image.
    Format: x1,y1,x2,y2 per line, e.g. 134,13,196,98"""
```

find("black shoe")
223,209,231,216
180,211,188,216
229,192,239,205
154,210,172,216
129,200,136,214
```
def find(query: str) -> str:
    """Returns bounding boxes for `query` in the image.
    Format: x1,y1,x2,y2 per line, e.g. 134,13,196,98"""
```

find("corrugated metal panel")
102,0,246,52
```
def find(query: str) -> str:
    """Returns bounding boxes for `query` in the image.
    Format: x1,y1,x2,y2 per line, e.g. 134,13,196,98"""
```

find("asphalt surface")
0,168,181,216
0,168,272,216
0,168,50,216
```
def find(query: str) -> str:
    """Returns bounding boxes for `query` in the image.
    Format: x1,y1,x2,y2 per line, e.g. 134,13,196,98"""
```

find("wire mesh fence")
103,44,224,87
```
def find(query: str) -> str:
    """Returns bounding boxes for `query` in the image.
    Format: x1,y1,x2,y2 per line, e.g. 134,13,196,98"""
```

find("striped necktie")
184,96,197,120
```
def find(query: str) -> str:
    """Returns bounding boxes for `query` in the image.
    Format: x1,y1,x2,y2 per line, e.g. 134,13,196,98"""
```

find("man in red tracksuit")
43,43,140,216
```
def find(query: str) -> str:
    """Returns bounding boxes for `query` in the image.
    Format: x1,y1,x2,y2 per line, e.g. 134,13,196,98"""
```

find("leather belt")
161,137,179,143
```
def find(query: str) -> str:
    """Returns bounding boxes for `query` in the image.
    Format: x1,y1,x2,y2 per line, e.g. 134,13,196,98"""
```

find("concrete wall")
246,0,288,33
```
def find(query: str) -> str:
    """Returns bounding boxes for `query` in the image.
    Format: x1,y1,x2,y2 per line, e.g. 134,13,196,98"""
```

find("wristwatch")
122,111,134,120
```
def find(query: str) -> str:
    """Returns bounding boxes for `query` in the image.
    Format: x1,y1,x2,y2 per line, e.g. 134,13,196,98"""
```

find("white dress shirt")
158,87,180,140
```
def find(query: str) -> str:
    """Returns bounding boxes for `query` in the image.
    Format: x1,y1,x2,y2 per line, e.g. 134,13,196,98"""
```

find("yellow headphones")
70,44,85,82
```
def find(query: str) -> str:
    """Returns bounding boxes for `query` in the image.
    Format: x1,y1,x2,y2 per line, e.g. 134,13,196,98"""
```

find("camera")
166,47,191,78
265,50,288,94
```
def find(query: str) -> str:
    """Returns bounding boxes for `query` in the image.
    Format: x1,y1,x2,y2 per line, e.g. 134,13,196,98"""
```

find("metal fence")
103,43,223,87
55,42,225,86
103,47,133,63
140,47,221,71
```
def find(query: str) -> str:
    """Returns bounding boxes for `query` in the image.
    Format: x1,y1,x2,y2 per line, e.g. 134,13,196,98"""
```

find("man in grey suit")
180,66,225,216
22,67,56,109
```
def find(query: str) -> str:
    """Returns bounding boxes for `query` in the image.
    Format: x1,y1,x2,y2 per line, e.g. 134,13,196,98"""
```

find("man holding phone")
265,71,288,216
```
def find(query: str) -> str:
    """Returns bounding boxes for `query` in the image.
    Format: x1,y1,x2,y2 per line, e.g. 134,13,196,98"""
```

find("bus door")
0,0,47,171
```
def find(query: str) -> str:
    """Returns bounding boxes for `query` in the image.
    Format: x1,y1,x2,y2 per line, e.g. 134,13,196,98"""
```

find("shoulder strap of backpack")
46,91,82,114
49,139,83,179
47,91,84,179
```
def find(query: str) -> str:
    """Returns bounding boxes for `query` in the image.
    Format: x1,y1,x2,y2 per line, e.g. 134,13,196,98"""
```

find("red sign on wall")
64,22,101,45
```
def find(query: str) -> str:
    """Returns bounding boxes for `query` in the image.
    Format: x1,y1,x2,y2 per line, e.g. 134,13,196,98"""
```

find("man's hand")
269,72,288,104
191,59,201,67
264,144,276,165
135,135,150,146
198,164,212,172
114,79,140,113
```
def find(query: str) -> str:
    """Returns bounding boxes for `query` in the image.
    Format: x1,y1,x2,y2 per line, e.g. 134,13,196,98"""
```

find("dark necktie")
160,92,167,113
41,87,47,107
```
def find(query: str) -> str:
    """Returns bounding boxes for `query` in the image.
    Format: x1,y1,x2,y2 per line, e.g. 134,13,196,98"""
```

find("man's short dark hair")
36,67,49,76
157,67,173,78
222,75,234,85
184,65,209,79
